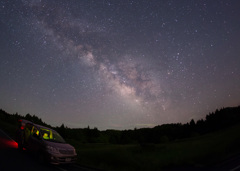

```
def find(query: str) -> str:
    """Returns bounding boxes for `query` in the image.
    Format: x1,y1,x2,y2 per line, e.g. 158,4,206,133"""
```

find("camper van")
16,119,77,164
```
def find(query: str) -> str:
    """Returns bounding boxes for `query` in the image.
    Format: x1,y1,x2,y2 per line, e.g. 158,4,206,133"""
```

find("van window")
40,128,65,143
31,126,40,138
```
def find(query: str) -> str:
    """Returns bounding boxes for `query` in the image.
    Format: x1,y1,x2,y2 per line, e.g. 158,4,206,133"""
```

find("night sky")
1,0,240,130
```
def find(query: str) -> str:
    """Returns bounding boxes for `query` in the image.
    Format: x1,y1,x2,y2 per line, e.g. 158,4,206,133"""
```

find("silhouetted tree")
1,106,240,144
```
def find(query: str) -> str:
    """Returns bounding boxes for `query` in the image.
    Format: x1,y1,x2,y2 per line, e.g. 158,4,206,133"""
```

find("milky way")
0,0,240,129
28,1,167,107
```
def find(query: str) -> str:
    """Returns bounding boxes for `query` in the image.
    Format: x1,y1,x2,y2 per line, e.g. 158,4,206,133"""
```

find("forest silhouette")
0,106,240,144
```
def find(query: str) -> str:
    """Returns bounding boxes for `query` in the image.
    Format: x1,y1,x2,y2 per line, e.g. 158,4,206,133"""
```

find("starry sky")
0,0,240,130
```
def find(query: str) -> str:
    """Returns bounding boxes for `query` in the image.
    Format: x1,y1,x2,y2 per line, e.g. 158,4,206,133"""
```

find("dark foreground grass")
68,124,240,171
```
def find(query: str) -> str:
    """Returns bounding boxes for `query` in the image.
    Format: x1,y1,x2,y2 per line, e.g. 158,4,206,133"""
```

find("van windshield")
40,128,65,143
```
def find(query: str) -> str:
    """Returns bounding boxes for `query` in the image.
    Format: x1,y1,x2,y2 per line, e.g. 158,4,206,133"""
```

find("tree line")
0,106,240,144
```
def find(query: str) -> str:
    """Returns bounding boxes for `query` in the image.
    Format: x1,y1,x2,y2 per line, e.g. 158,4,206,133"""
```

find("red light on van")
20,126,24,130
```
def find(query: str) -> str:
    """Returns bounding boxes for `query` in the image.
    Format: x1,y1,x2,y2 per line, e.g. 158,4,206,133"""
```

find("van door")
24,123,33,147
28,126,41,152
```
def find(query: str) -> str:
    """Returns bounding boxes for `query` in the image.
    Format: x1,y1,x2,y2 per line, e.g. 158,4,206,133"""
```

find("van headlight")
46,146,60,154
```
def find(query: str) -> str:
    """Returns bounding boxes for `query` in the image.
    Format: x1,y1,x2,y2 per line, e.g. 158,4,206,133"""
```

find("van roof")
19,119,32,124
19,119,56,132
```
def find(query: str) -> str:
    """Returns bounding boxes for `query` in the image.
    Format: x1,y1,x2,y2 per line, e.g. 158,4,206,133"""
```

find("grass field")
68,124,240,171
